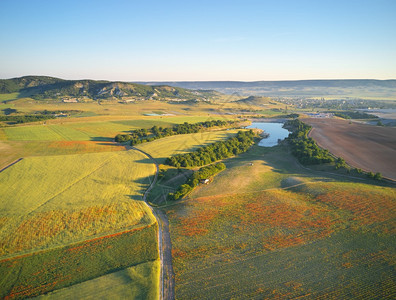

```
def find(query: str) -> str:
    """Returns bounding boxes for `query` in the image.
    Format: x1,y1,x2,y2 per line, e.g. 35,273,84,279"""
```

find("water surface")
247,122,289,147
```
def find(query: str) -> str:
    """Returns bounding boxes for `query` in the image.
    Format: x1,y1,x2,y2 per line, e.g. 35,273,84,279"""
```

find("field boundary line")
0,158,23,173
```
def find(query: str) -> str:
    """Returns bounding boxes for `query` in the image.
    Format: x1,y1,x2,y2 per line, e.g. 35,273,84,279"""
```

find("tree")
374,172,382,180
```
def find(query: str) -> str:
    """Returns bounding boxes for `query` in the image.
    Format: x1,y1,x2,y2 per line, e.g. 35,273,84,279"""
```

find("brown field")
304,118,396,180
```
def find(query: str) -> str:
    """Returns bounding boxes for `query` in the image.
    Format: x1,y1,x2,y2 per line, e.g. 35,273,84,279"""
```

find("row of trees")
168,163,226,201
165,130,256,168
0,114,55,124
285,119,334,165
285,119,383,180
330,111,378,120
115,120,235,145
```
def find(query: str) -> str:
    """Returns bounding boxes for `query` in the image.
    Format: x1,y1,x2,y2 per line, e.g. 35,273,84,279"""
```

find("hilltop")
0,76,219,102
235,95,272,106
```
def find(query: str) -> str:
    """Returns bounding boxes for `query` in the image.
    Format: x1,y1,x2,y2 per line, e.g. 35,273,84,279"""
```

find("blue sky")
0,0,395,81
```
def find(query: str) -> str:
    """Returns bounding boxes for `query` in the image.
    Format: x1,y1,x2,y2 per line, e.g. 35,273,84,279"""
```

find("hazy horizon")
1,0,395,81
2,75,396,82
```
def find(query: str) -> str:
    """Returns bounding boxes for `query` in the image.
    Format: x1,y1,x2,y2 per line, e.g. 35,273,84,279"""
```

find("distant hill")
0,76,218,102
138,79,396,99
235,96,272,106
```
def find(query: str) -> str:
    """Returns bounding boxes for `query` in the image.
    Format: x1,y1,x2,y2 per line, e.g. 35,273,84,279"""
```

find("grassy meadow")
166,145,396,299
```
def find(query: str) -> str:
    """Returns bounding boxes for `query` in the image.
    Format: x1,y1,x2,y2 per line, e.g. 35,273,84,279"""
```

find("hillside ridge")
0,76,218,101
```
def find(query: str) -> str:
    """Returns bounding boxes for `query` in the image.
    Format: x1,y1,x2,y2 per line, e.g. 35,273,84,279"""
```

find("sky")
0,0,395,81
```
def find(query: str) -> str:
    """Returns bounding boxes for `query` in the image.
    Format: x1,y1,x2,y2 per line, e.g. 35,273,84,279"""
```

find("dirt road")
304,118,396,180
131,147,175,300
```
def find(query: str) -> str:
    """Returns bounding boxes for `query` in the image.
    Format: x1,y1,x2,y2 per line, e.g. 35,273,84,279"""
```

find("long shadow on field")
128,175,154,202
134,158,157,165
90,136,114,142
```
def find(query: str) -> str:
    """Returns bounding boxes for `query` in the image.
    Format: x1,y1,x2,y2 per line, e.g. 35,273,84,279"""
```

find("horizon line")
2,75,396,82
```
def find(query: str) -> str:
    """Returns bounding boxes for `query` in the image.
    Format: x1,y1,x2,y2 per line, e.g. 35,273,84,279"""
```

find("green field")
0,150,157,257
38,260,160,300
2,116,215,141
0,150,160,298
136,129,240,164
165,144,396,299
0,224,158,299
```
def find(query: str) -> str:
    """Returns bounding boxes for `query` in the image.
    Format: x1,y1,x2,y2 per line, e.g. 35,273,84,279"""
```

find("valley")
0,77,395,299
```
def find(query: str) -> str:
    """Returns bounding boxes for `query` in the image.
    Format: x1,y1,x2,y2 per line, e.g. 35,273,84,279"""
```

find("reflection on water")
247,122,290,147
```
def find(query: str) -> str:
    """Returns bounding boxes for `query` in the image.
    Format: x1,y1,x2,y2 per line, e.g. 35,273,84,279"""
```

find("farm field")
0,224,158,299
165,144,396,299
135,129,240,164
0,150,160,298
0,150,157,256
304,117,396,180
37,260,160,300
1,115,216,142
0,114,232,169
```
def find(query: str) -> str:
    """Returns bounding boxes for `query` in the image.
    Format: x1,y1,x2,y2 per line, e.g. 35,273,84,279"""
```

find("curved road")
131,147,175,300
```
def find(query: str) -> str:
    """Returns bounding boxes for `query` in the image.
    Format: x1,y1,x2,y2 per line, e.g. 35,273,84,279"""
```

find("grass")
37,260,160,300
0,224,158,299
0,150,156,257
1,116,227,142
4,124,93,141
0,149,160,298
165,145,396,299
0,140,126,170
136,129,240,164
0,92,20,102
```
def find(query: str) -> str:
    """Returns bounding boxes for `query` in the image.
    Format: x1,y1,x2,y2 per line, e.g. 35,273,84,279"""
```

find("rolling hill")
0,76,219,102
235,95,272,106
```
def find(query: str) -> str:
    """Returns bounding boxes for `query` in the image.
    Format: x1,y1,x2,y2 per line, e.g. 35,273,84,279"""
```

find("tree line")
329,111,378,120
165,130,256,168
284,119,334,165
0,114,55,124
168,163,226,201
285,119,383,180
115,120,235,145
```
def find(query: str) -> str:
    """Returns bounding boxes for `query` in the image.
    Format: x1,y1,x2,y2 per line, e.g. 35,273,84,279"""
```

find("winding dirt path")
131,147,175,300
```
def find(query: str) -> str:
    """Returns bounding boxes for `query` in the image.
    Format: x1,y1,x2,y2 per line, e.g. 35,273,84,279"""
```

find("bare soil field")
304,118,396,180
